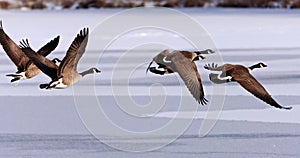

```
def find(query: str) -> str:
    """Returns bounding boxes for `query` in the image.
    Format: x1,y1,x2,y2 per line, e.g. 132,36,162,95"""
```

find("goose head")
203,49,215,54
249,62,267,71
196,49,215,55
80,67,101,77
258,62,267,68
91,67,101,73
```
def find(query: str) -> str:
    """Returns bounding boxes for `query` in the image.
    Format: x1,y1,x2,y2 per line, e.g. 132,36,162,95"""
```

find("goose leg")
6,74,23,77
40,84,49,89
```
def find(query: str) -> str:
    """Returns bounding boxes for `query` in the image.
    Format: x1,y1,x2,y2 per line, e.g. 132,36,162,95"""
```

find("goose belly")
53,75,82,89
50,78,68,89
25,65,41,78
54,82,68,89
10,72,27,80
18,72,27,80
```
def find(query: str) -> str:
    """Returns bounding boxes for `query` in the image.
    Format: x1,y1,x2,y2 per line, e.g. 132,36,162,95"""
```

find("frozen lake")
0,8,299,157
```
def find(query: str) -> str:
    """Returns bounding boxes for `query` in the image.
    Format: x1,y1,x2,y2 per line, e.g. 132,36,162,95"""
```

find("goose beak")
95,69,101,73
260,64,267,68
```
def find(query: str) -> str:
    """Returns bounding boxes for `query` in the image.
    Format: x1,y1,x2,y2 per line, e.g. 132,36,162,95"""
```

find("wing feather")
20,39,58,80
0,21,29,71
58,28,88,77
37,35,60,57
24,36,60,70
235,74,291,109
168,52,207,105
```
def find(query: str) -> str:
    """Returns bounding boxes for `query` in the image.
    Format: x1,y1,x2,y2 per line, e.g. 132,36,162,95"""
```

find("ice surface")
155,106,300,123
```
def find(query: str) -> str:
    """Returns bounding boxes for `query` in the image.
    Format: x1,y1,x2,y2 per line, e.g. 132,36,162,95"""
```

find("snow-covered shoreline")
1,8,300,51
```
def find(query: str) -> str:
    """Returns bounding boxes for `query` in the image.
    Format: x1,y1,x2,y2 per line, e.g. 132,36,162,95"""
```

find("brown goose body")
204,63,292,110
0,20,60,82
147,49,214,75
146,49,214,105
20,28,100,89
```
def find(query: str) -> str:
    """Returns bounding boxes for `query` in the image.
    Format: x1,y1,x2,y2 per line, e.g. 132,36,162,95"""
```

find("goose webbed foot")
39,84,49,89
10,78,20,83
6,74,22,77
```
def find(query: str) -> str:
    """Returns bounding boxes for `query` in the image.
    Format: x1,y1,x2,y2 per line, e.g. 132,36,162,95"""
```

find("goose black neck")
80,69,94,77
248,64,260,70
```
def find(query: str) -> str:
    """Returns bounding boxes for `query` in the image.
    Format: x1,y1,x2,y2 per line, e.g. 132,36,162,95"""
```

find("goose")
19,28,100,89
146,49,214,75
204,62,292,110
0,20,60,83
146,49,214,105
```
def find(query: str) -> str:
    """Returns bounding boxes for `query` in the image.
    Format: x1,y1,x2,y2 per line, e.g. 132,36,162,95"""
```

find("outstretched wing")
58,28,88,77
168,52,207,105
20,39,59,80
24,35,60,70
235,74,292,110
37,35,60,57
0,20,29,71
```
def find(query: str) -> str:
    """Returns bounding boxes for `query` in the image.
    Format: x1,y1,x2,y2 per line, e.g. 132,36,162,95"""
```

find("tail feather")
146,60,153,74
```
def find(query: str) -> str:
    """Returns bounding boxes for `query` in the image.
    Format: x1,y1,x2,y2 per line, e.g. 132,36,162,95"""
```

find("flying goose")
146,49,214,105
19,28,100,89
146,49,214,75
204,62,292,110
0,20,60,83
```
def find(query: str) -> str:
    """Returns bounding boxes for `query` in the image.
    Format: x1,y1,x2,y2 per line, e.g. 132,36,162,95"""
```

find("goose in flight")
20,28,100,89
146,49,214,75
146,49,214,105
0,20,60,83
204,62,292,110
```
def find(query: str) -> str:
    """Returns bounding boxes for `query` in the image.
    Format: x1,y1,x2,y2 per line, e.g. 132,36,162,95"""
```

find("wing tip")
79,27,89,37
280,105,292,110
19,39,30,49
55,35,60,41
198,97,208,105
52,35,60,47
